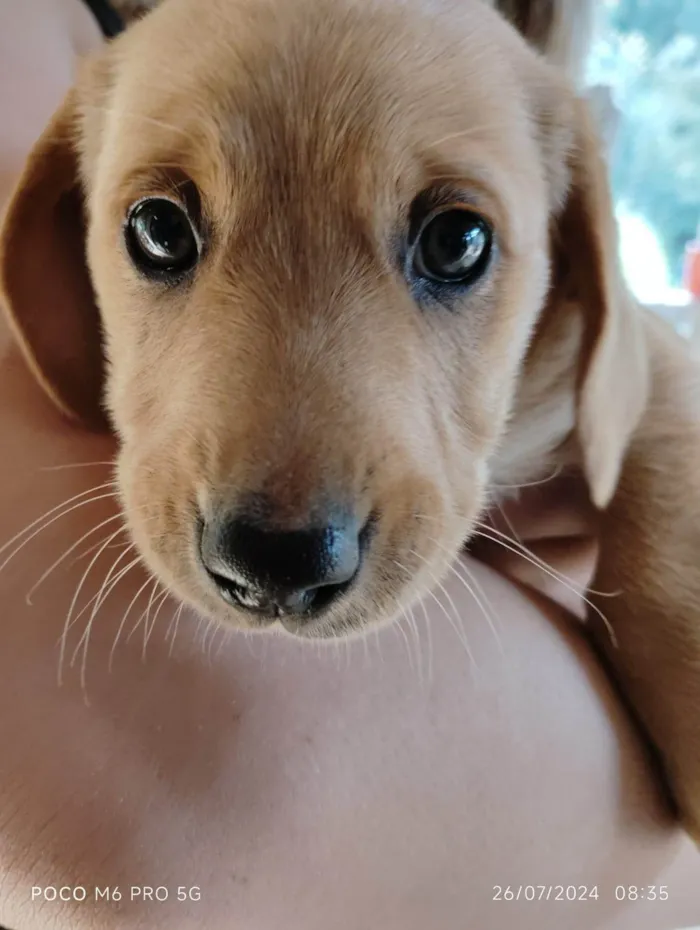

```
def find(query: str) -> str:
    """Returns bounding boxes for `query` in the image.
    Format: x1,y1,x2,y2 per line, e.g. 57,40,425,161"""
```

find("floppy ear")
554,99,649,509
0,87,108,429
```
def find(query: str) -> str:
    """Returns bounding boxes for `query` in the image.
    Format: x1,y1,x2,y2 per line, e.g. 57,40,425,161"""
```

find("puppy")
2,0,700,840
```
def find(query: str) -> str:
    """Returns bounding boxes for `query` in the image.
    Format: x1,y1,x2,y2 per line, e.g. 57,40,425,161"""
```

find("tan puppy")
2,0,700,840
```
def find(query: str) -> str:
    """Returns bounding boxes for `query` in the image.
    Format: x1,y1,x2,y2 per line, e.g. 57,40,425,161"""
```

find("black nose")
200,512,363,620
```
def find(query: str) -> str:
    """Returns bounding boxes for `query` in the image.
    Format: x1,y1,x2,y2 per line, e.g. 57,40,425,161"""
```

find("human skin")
0,2,697,929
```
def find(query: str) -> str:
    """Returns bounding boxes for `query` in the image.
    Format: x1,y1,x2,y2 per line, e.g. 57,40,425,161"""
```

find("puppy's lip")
210,564,360,627
277,608,337,638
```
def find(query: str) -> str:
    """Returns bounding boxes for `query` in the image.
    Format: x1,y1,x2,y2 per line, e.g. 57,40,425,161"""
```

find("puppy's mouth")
203,570,358,632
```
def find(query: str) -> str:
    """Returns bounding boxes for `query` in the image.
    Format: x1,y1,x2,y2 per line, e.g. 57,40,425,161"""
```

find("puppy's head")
0,0,644,636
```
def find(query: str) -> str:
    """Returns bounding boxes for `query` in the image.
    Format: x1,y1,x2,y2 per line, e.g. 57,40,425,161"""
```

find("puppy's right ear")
0,83,108,429
493,0,594,84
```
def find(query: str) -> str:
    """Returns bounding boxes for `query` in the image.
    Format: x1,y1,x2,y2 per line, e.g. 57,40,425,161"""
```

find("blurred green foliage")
589,0,700,284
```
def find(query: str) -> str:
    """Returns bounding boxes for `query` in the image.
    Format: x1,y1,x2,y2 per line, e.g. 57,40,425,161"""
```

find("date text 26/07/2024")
491,885,669,902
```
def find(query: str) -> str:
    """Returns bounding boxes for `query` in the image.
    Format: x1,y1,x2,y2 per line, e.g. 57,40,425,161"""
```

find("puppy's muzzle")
200,506,368,626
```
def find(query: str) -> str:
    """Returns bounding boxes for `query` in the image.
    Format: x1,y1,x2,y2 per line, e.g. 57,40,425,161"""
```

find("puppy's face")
3,0,580,636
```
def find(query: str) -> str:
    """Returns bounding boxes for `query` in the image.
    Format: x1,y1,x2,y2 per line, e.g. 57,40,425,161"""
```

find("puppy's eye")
413,209,492,285
126,198,199,277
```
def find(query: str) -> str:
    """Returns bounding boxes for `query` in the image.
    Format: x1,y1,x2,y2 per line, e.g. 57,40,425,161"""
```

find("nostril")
205,570,353,618
307,575,356,612
206,574,276,615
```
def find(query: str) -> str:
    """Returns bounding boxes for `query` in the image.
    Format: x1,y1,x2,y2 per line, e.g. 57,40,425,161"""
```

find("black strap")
82,0,125,38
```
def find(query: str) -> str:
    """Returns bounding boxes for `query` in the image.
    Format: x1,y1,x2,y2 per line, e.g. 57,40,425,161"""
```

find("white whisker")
373,627,385,666
495,499,523,546
490,464,563,492
391,559,426,684
0,483,117,571
108,575,159,672
128,587,168,649
419,533,503,654
142,589,171,661
207,622,225,665
395,611,415,672
200,616,217,661
450,556,503,654
474,525,618,647
406,605,425,689
419,594,434,687
40,461,116,472
166,601,185,657
138,579,164,654
57,523,124,687
362,629,371,669
26,512,127,605
473,520,619,599
214,625,232,661
71,550,141,633
410,551,476,668
70,539,137,681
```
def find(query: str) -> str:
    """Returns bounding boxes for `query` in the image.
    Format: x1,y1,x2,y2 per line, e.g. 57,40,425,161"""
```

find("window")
587,0,700,335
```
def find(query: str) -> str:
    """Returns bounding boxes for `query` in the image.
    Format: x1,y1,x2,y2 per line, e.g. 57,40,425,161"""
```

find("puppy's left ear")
553,98,649,508
0,75,109,430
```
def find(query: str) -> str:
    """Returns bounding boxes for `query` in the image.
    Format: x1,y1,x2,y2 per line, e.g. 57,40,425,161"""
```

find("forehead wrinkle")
419,158,527,254
97,91,240,217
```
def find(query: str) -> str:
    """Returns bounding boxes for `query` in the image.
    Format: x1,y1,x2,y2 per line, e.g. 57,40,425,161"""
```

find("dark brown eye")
126,198,199,277
413,209,492,285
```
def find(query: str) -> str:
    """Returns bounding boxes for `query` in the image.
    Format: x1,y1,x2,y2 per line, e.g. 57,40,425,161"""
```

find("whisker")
419,595,434,687
58,523,126,690
473,526,618,647
202,616,224,665
73,553,143,695
40,461,116,472
395,610,416,673
25,512,127,605
490,464,563,492
194,613,207,650
142,589,171,661
136,579,164,653
70,549,141,633
429,584,476,667
127,587,168,648
450,556,503,653
409,511,617,600
408,552,476,668
495,500,523,546
214,626,232,661
166,601,185,658
421,534,504,653
472,520,619,599
361,629,371,669
373,627,385,667
406,605,425,689
72,509,164,564
206,620,224,666
74,536,130,563
391,560,427,684
66,527,130,662
0,483,117,569
108,575,160,673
